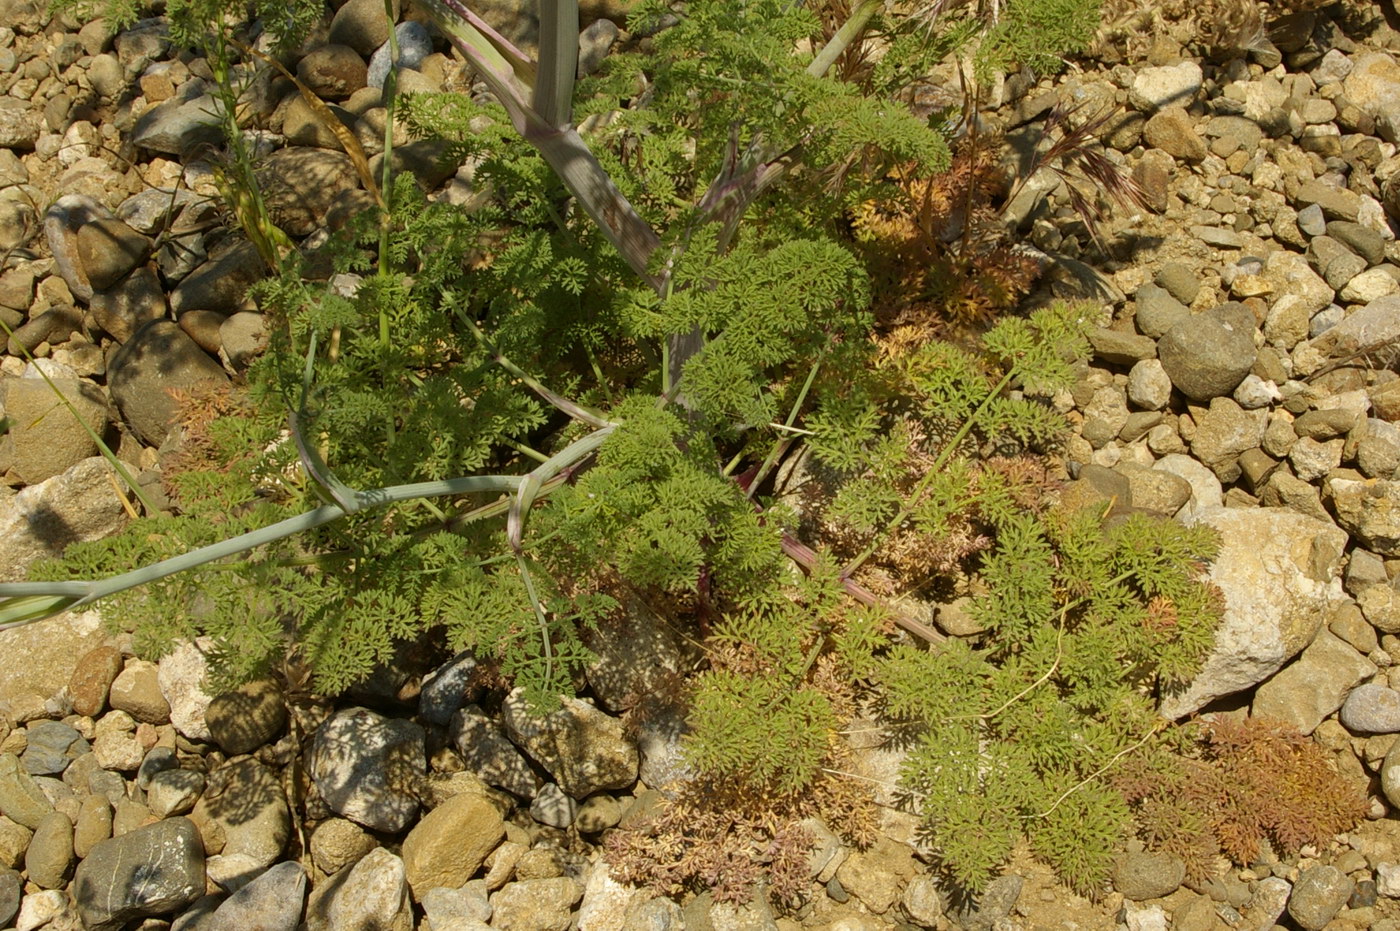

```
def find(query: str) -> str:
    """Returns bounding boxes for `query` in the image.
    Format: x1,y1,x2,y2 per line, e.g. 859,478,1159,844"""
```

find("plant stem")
807,0,880,78
746,358,821,499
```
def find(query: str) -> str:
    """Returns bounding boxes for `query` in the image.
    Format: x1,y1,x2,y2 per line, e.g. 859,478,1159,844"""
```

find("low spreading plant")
7,0,1356,906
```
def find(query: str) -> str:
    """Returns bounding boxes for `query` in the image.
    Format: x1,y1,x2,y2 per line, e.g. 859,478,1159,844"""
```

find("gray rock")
309,818,375,876
1327,220,1386,266
1289,436,1344,482
281,95,358,149
1298,203,1328,237
1308,235,1367,291
24,810,73,889
1160,508,1348,719
420,651,480,727
0,99,41,149
1340,682,1400,733
132,94,225,156
530,782,578,829
146,769,205,818
88,52,125,99
169,239,265,316
210,861,305,931
1130,61,1203,111
1089,327,1157,366
1127,358,1173,411
502,689,639,799
0,868,16,926
449,704,541,799
1158,303,1257,401
90,265,166,343
44,194,110,304
584,597,695,713
367,21,431,89
218,311,269,369
116,187,200,235
0,193,34,252
21,721,85,776
170,893,223,931
329,0,400,55
1116,464,1191,516
190,759,290,884
1311,295,1400,362
306,847,412,931
1326,477,1400,555
76,218,151,292
1293,407,1360,439
1252,630,1376,734
205,679,285,755
156,639,216,741
578,18,619,78
422,882,491,928
1189,397,1266,483
1288,865,1353,930
2,376,109,485
956,874,1023,931
1252,877,1292,928
1112,850,1185,901
73,817,205,931
1154,263,1200,305
1381,736,1400,807
0,752,53,829
109,320,228,446
312,707,424,833
255,148,361,237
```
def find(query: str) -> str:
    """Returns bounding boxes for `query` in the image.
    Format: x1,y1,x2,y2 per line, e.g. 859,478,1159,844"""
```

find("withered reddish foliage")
851,144,1043,351
604,650,879,908
161,382,255,491
1114,717,1368,883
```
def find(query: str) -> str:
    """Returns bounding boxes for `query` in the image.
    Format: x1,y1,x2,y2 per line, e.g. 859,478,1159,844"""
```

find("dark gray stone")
0,868,18,926
73,817,205,931
1157,303,1257,401
1112,849,1185,900
1134,283,1191,339
210,860,306,931
169,239,265,316
108,320,229,446
419,651,480,727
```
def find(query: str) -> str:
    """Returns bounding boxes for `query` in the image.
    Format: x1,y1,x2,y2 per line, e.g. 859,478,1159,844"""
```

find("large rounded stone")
501,690,639,799
297,45,367,100
1160,508,1348,719
311,708,424,833
255,148,361,237
108,320,228,446
1,376,109,485
401,792,505,899
73,817,205,931
1157,303,1257,402
76,218,151,292
24,811,73,889
205,680,286,755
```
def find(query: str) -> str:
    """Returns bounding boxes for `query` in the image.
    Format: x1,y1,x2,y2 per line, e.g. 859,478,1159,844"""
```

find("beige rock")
1161,508,1348,719
401,792,504,899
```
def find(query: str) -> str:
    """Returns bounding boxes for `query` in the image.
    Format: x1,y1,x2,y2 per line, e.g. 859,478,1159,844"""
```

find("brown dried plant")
851,140,1044,351
161,381,255,491
1113,716,1368,883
